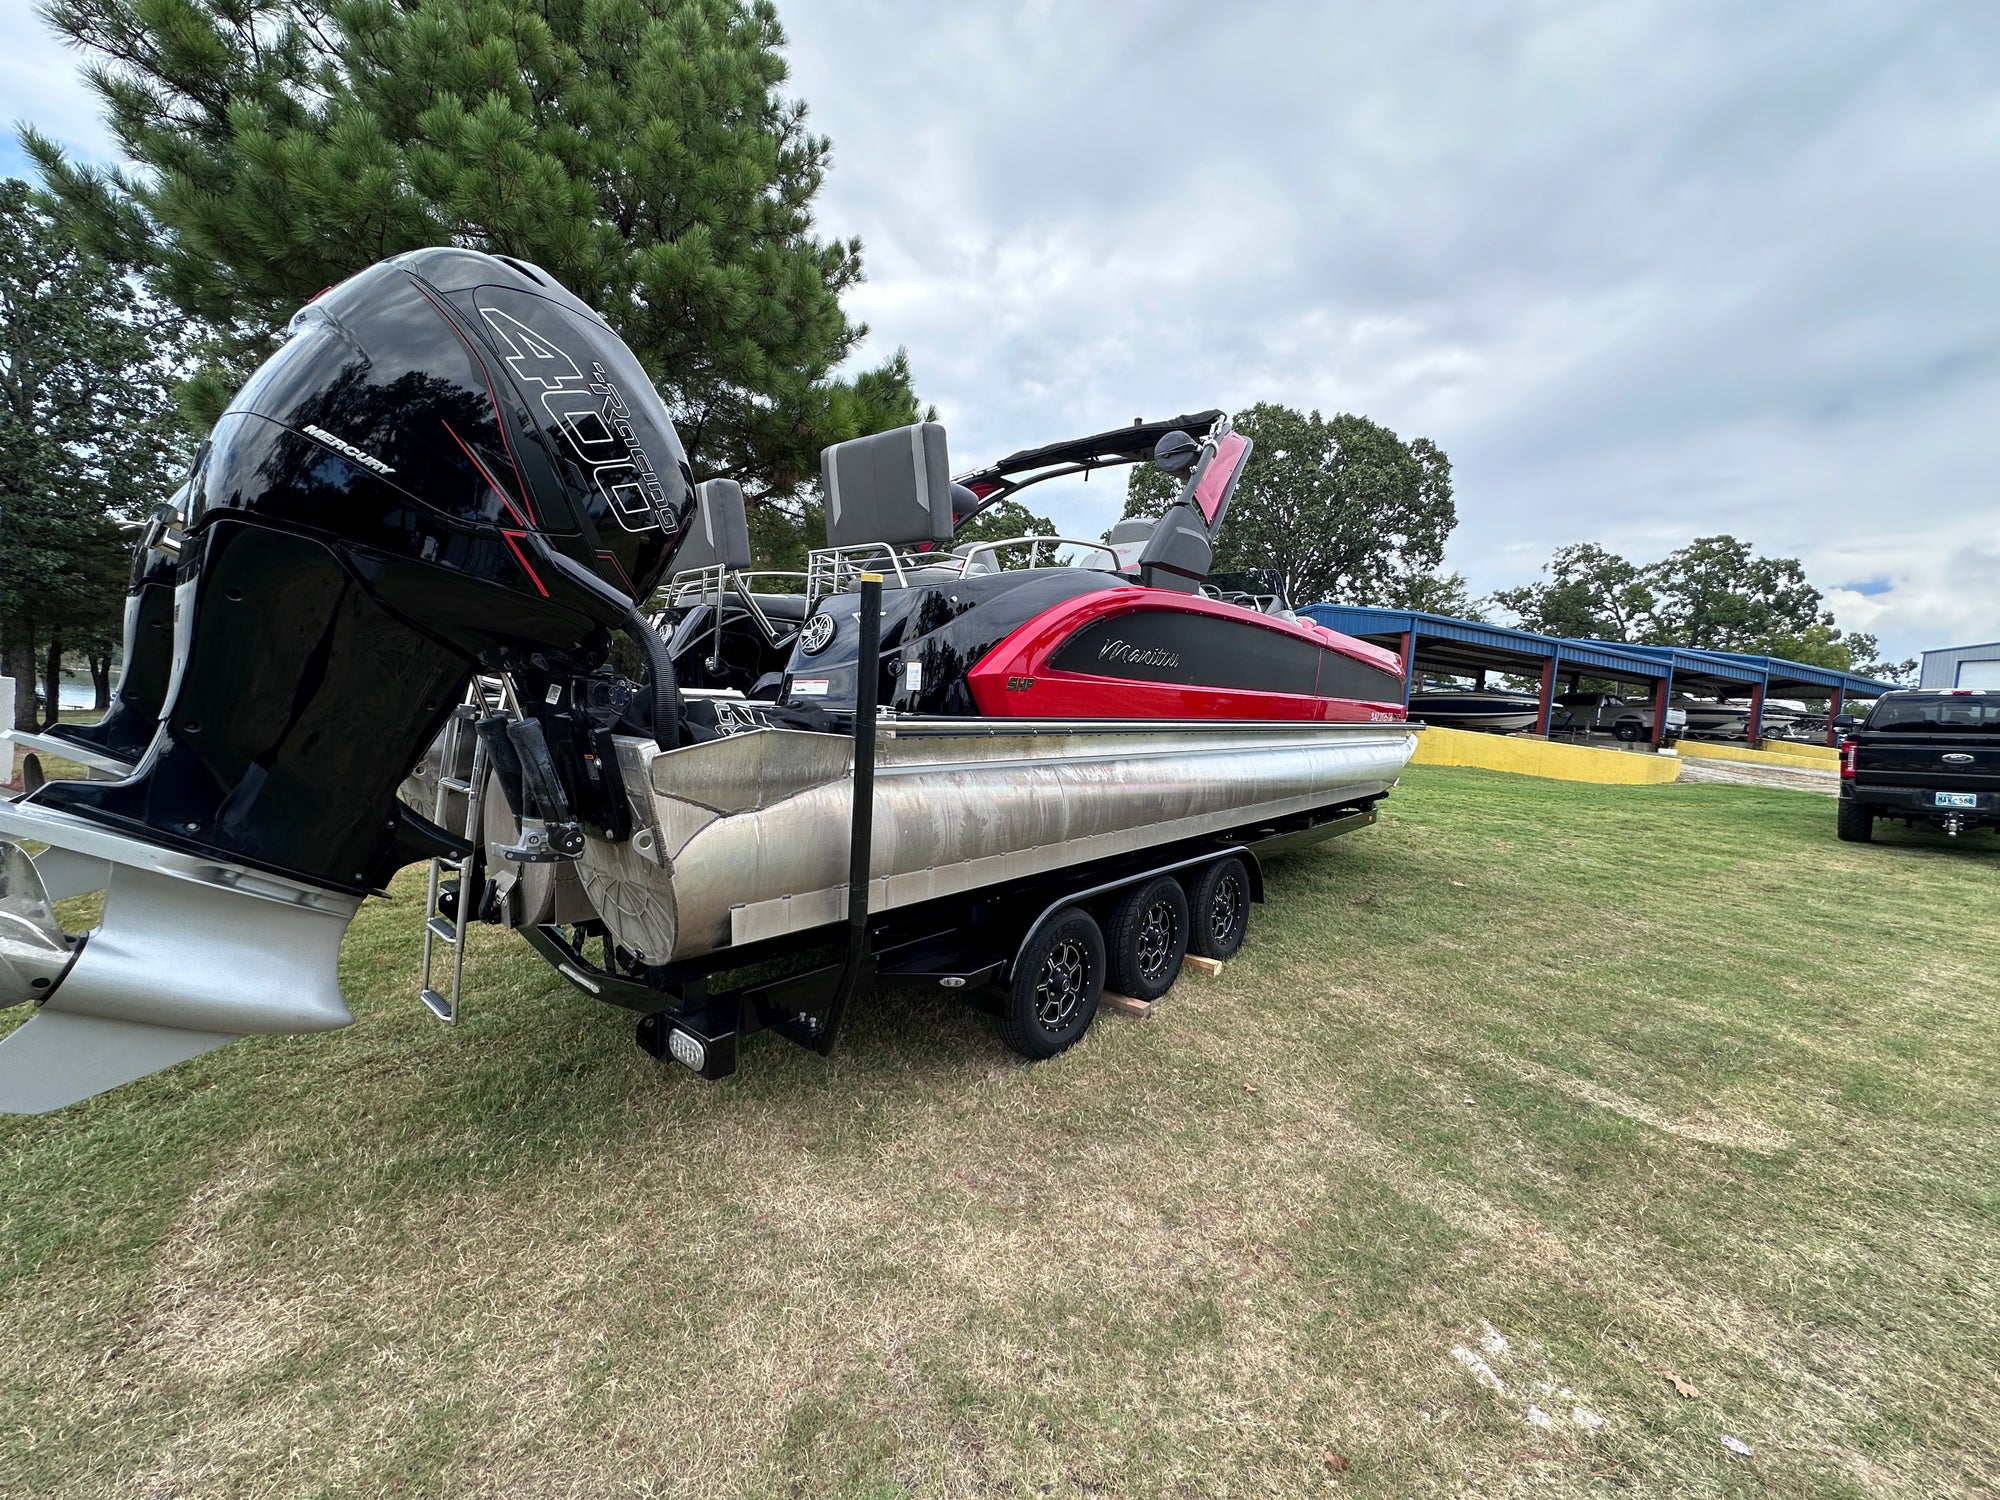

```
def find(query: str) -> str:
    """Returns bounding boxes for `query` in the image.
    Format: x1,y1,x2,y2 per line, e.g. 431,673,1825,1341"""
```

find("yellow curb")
1409,725,1681,784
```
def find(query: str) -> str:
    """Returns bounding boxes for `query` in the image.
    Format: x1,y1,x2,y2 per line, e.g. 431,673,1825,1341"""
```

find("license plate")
1934,791,1979,808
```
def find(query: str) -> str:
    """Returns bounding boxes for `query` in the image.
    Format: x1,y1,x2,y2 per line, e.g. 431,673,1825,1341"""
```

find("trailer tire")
1186,857,1251,960
1106,876,1189,1001
999,907,1104,1060
1836,799,1874,843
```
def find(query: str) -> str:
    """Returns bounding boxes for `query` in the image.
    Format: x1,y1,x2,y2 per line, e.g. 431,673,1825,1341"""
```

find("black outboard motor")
34,248,692,892
0,248,694,1111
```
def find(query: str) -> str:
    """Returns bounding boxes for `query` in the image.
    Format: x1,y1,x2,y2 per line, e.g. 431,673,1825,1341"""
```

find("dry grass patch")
3,765,1998,1496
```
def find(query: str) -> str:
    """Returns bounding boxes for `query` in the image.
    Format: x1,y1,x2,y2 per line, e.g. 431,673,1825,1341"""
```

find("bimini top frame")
952,409,1226,523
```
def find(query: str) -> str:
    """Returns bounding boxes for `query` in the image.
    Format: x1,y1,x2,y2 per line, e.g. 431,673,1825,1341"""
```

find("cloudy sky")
8,2,1997,659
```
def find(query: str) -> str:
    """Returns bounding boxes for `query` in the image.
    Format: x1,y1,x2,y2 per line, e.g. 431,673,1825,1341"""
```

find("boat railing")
806,543,956,599
806,536,1126,599
1200,584,1288,615
651,564,809,658
954,536,1125,576
655,564,809,611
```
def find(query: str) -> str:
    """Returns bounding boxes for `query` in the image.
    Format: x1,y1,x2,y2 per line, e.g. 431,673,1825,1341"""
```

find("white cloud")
9,1,1997,658
0,23,114,179
783,1,2000,658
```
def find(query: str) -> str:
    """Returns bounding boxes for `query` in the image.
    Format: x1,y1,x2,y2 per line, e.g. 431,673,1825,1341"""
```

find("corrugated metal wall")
1918,644,2000,689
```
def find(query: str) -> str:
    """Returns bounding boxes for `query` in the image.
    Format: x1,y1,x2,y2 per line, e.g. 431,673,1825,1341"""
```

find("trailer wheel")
1186,857,1251,960
1836,799,1874,843
1106,876,1189,1001
999,907,1104,1060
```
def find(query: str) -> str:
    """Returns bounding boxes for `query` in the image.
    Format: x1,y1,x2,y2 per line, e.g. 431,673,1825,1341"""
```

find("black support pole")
815,572,883,1054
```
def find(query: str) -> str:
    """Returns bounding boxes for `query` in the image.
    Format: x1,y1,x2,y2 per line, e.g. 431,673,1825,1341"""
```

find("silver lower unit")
0,797,360,1115
538,718,1417,967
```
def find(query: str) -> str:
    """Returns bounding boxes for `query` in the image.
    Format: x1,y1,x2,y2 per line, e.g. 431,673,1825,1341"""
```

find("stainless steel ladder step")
418,675,507,1026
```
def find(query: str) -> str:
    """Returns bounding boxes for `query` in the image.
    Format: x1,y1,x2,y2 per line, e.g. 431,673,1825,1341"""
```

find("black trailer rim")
1137,900,1178,984
1209,876,1244,947
1036,938,1090,1032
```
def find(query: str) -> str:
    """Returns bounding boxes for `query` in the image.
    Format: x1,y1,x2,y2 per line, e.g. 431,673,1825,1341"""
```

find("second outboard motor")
0,248,694,1112
31,493,188,772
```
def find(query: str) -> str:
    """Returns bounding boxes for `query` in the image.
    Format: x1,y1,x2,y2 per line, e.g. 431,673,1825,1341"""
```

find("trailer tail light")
1840,741,1857,780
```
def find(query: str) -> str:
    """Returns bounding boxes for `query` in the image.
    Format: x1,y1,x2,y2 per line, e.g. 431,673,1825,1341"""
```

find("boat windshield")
1865,693,2000,732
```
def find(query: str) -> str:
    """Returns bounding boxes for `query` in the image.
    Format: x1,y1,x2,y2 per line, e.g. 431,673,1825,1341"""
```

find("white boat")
1675,697,1752,739
1407,688,1541,734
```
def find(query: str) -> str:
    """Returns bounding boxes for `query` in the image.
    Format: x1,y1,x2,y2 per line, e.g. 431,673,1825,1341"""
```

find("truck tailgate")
1855,738,2000,792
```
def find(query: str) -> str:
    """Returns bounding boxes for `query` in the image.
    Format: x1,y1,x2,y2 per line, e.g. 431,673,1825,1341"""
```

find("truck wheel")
1614,721,1642,742
1836,799,1874,843
998,907,1104,1060
1186,856,1251,960
1106,876,1188,1001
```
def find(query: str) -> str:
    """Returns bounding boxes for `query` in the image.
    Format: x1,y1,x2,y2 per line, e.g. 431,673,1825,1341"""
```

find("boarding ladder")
417,677,502,1022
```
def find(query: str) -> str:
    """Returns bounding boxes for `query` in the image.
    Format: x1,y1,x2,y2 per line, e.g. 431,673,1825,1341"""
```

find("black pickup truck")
1837,689,2000,842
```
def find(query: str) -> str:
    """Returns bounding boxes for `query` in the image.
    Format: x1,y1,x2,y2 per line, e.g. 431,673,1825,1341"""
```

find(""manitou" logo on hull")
1099,638,1181,670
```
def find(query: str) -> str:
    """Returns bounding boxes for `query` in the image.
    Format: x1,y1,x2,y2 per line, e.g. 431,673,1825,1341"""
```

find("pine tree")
0,179,185,730
26,0,920,515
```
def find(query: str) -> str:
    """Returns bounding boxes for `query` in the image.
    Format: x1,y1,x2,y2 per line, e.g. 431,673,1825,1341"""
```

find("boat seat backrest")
1106,518,1155,546
677,478,753,572
1136,504,1214,593
821,422,955,549
747,593,808,625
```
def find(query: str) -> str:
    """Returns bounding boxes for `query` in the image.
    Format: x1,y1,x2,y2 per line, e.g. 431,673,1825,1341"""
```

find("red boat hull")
966,588,1408,723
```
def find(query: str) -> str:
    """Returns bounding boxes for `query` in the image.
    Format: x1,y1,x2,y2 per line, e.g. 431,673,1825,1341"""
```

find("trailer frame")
515,573,1384,1078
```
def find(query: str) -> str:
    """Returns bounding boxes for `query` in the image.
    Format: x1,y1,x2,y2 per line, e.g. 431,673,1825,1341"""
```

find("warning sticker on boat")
793,679,830,696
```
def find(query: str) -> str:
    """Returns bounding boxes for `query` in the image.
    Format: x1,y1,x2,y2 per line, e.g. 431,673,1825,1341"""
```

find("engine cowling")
32,248,694,895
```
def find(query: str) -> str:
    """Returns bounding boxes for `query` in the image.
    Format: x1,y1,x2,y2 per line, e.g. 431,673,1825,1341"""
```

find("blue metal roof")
1670,647,1899,698
1552,639,1765,688
1301,604,1896,697
1301,605,1707,685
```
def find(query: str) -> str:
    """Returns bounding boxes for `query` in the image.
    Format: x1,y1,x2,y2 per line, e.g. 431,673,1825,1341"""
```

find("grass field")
2,765,1996,1497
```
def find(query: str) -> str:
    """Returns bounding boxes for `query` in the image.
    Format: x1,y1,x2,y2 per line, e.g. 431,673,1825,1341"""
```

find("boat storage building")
1918,641,2000,690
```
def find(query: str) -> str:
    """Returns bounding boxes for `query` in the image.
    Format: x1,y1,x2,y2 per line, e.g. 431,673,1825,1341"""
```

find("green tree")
1642,535,1823,653
1122,404,1456,607
1494,533,1902,675
1489,542,1656,641
27,0,918,513
1384,568,1487,621
949,498,1058,551
0,179,185,730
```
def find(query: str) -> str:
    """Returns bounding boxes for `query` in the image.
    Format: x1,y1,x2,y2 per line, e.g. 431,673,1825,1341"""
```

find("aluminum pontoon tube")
567,717,1417,966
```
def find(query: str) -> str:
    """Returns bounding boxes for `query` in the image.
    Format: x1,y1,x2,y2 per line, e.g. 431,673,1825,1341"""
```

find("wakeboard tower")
1,249,1416,1114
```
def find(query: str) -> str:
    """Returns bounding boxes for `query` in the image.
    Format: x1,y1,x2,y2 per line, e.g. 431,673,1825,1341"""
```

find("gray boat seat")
676,478,752,572
1106,518,1154,546
821,422,955,550
1136,505,1213,592
1105,517,1153,572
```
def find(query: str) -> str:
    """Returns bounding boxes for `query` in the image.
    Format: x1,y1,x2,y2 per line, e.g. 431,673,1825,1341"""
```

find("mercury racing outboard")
0,248,694,1112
